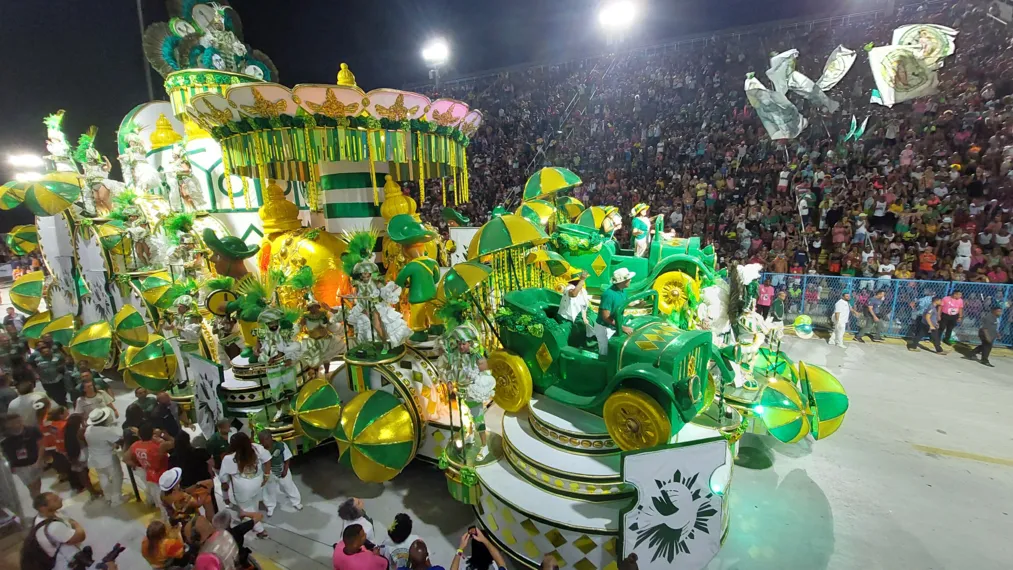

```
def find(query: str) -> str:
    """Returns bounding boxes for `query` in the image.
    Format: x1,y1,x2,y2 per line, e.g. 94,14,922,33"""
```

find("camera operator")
22,492,86,570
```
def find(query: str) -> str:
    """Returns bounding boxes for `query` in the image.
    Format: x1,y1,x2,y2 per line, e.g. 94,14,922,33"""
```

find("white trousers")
594,323,616,355
229,477,266,533
953,256,970,271
829,321,847,347
634,239,649,258
92,463,124,504
263,472,302,510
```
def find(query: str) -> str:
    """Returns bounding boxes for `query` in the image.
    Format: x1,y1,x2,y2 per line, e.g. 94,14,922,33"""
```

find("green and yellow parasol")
13,175,82,217
9,271,45,314
95,220,132,256
6,224,39,255
792,315,814,339
436,261,492,300
22,311,52,349
751,347,796,382
41,315,77,348
524,249,573,277
292,378,343,442
576,206,620,231
756,377,811,444
556,196,584,220
125,334,177,391
466,214,548,260
138,271,176,309
798,362,849,440
69,321,114,371
113,305,149,348
515,200,556,228
522,167,582,201
333,390,417,483
0,182,26,210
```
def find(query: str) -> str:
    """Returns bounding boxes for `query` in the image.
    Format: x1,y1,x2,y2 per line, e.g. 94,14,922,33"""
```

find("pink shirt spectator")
940,296,964,316
987,268,1008,283
333,541,388,570
757,284,775,307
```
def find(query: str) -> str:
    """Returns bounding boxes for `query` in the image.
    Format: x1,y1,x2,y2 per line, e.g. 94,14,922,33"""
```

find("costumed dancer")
389,214,441,342
166,145,206,212
300,302,344,373
126,211,155,269
43,110,77,173
255,307,303,419
436,301,495,459
118,120,164,195
630,203,653,258
343,231,412,350
73,126,115,217
203,229,260,357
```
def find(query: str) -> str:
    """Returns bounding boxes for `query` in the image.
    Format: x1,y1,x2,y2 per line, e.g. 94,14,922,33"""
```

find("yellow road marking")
912,444,1013,467
252,554,290,570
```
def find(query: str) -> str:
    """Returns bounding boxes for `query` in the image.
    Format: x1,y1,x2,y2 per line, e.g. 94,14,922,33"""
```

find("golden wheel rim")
488,350,533,413
603,389,671,451
652,271,699,315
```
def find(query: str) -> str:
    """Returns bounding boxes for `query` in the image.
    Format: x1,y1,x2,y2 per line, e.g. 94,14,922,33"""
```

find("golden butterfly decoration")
375,94,419,122
306,89,359,119
239,89,288,119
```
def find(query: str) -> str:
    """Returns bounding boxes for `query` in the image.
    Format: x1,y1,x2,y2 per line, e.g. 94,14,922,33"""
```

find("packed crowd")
421,1,1013,286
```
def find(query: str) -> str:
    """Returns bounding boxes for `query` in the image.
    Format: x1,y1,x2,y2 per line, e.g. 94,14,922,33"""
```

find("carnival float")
1,2,849,570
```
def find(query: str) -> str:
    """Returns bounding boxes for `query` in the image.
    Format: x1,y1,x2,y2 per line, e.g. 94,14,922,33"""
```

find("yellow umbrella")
556,196,584,220
69,321,114,371
524,249,573,277
125,334,177,391
41,315,77,348
522,167,582,200
6,224,39,255
9,271,45,314
95,220,132,256
12,174,82,217
515,199,556,228
292,378,343,442
798,362,849,441
466,214,549,260
435,261,492,300
333,390,417,483
113,305,149,348
138,271,175,309
576,206,621,231
22,311,52,349
756,377,811,444
0,182,26,210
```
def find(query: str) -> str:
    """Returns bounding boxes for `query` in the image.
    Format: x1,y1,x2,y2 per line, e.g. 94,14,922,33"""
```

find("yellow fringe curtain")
221,148,236,210
366,130,379,205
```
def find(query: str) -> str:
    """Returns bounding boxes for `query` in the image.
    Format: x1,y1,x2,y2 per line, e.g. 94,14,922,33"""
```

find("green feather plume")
43,110,65,130
435,299,472,329
287,266,315,290
340,230,378,277
163,213,195,245
73,127,98,165
119,119,141,136
204,276,235,291
280,307,302,330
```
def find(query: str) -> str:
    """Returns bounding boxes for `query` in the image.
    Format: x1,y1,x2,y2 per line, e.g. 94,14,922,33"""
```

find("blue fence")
762,274,1013,348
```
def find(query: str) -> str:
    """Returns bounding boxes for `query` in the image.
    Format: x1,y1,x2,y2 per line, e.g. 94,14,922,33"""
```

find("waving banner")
788,71,840,113
892,24,958,69
745,76,808,140
765,49,798,95
816,45,857,91
868,45,939,108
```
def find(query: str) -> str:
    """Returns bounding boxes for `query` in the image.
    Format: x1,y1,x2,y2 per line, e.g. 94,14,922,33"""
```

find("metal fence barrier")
762,273,1013,347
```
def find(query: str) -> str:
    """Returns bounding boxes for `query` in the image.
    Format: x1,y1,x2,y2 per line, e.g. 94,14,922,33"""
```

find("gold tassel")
417,134,425,205
366,130,379,205
441,177,447,207
303,126,320,212
462,147,469,201
221,146,236,210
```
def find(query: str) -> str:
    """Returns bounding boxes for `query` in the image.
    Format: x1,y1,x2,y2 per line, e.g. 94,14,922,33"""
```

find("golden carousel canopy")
183,69,484,208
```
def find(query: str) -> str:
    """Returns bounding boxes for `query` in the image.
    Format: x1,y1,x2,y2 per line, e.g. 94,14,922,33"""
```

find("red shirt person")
126,423,175,508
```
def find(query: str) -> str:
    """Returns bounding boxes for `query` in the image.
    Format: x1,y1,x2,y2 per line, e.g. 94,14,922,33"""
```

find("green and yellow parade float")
1,3,849,570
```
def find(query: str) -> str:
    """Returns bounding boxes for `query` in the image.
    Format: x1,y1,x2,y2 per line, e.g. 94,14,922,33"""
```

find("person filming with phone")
450,527,506,570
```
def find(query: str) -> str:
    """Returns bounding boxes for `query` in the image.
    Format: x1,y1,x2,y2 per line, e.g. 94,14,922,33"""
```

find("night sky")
0,0,878,230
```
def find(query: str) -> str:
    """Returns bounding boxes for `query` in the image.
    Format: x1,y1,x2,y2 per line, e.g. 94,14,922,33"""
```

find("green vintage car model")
489,287,714,451
552,217,723,319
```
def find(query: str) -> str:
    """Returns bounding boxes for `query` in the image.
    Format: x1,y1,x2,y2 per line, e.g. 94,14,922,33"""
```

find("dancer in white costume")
218,432,271,538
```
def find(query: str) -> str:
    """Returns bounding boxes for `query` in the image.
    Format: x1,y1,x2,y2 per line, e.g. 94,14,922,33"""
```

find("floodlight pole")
137,0,156,101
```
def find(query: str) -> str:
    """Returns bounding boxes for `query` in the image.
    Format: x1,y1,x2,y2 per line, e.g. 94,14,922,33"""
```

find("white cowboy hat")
159,467,183,492
87,407,114,426
611,268,636,284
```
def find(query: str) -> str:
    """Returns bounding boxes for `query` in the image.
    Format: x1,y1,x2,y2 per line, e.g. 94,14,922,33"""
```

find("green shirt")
267,440,292,476
631,217,649,246
395,258,440,304
596,285,627,330
35,354,66,385
206,431,231,467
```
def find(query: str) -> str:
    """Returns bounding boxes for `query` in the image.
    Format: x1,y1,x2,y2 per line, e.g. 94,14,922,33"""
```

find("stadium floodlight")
14,171,42,182
8,154,44,168
421,38,450,66
599,0,637,31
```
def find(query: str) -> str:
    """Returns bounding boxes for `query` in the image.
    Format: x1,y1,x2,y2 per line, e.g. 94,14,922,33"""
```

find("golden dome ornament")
149,114,182,149
336,62,357,87
258,179,302,238
379,175,417,222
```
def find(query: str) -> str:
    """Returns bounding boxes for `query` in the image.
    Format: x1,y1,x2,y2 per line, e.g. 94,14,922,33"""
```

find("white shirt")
74,392,113,418
558,284,590,323
32,515,80,568
874,200,887,216
219,444,272,482
955,239,972,257
877,263,895,277
9,392,45,427
84,424,122,469
978,232,993,245
381,533,421,570
833,299,851,327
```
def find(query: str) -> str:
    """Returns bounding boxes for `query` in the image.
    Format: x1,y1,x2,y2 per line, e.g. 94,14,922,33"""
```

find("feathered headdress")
73,126,98,164
435,299,472,330
286,266,315,291
163,212,196,245
43,110,65,131
204,276,235,292
107,189,140,221
340,229,379,278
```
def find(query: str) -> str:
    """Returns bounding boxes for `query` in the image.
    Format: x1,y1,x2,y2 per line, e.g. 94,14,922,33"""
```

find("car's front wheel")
602,388,672,451
488,350,533,413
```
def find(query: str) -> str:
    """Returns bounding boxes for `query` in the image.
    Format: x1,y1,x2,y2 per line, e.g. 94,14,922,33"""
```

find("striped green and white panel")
320,161,388,235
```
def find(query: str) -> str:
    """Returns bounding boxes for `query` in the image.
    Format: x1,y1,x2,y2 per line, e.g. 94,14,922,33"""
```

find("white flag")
868,45,939,108
892,24,958,69
765,49,798,95
745,76,808,140
816,45,857,91
788,71,840,113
